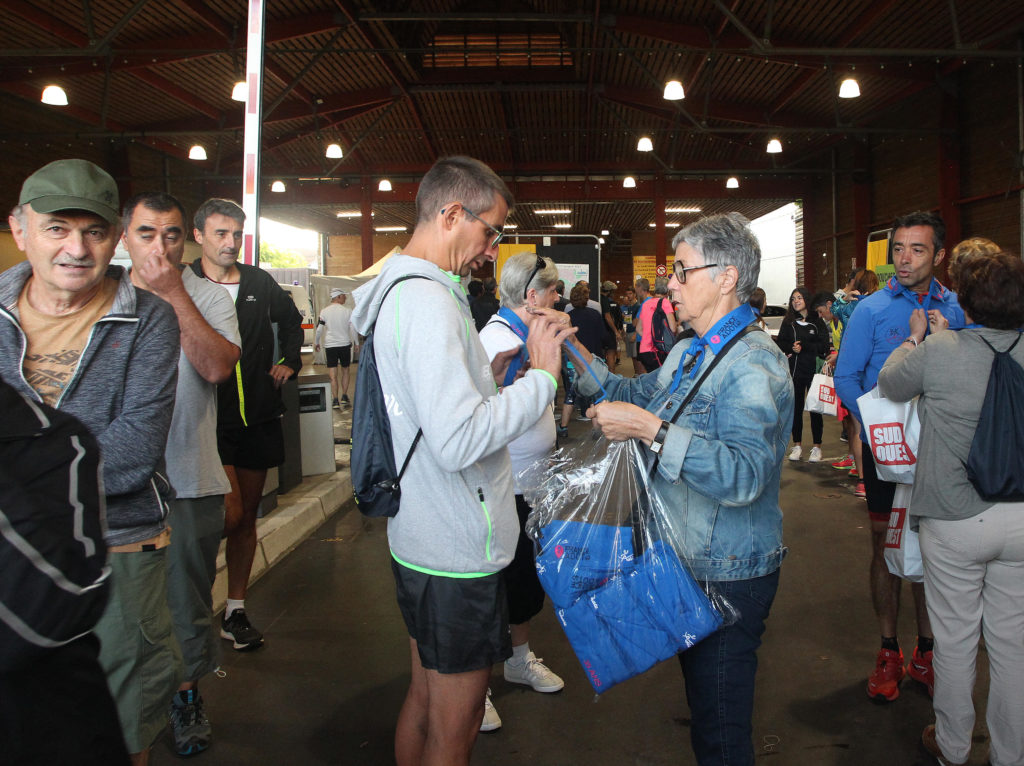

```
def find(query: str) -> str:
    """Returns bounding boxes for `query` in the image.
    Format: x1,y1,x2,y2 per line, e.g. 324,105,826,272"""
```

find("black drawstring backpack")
965,332,1024,502
351,275,426,517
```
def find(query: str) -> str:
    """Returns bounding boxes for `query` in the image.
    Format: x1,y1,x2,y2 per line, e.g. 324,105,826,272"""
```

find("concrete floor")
150,371,994,766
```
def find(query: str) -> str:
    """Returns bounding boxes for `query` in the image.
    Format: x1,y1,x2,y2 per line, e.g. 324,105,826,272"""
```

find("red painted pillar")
654,176,666,267
938,88,962,277
360,180,373,271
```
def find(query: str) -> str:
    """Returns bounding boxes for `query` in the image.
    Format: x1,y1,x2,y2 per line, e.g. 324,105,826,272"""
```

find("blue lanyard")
667,303,758,396
563,341,609,403
496,307,530,387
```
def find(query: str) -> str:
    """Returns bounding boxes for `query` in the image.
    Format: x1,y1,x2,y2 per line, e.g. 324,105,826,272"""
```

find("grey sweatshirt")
878,327,1024,522
0,263,180,546
351,256,557,575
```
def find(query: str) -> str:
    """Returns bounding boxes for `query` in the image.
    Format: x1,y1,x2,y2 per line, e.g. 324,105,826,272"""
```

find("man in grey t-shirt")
124,192,241,758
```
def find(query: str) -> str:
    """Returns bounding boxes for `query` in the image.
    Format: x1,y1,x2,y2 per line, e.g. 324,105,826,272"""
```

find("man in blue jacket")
835,211,965,703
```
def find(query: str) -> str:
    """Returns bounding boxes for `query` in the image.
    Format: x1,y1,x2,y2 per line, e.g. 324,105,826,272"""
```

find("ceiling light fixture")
231,80,247,102
553,223,571,229
623,176,637,188
665,206,701,213
335,211,361,218
766,138,783,154
534,208,571,214
325,143,343,158
270,180,286,192
663,80,685,100
188,144,208,161
601,229,610,236
637,136,653,152
838,78,861,98
378,179,392,192
726,176,740,189
649,222,681,228
41,85,68,105
374,225,407,232
503,223,518,229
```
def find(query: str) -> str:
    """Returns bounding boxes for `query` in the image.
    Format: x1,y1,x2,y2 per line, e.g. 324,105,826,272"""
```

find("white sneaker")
808,446,822,462
787,445,802,461
504,652,565,693
480,689,501,732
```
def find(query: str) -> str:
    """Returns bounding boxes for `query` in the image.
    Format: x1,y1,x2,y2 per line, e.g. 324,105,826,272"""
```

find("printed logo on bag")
553,543,591,561
870,422,916,465
885,506,908,548
818,383,836,405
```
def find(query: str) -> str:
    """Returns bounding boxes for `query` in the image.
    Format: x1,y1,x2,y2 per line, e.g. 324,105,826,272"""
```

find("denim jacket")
578,327,793,581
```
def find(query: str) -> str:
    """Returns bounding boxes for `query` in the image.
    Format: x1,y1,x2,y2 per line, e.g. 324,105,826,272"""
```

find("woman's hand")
926,309,949,334
586,400,662,444
792,340,802,354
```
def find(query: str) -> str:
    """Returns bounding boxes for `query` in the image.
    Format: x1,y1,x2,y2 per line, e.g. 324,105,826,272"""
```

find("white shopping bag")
883,484,923,582
804,373,838,417
856,388,921,484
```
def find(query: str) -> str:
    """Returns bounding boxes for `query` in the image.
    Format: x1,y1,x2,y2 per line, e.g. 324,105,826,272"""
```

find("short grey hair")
499,252,558,309
671,212,761,302
635,277,650,292
416,156,514,223
653,276,670,295
10,204,26,228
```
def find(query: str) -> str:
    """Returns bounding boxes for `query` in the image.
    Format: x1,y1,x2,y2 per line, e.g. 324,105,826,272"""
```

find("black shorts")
325,345,351,368
217,418,285,470
392,559,511,673
503,495,546,625
860,447,897,523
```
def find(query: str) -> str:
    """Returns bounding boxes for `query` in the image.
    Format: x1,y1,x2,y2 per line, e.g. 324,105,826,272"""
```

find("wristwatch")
650,420,671,454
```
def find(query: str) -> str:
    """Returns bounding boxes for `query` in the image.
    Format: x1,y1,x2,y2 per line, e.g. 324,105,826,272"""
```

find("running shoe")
867,647,905,702
907,647,934,697
480,689,501,732
220,609,264,651
832,455,854,470
854,482,866,498
787,445,802,461
504,652,564,693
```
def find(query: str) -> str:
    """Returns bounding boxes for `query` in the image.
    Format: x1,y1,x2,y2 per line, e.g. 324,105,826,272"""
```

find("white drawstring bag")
857,388,921,484
883,484,922,582
804,373,838,417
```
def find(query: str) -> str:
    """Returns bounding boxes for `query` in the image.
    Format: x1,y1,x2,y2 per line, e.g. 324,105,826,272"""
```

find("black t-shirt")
570,306,608,356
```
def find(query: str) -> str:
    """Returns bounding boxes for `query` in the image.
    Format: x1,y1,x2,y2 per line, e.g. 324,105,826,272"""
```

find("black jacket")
0,379,109,673
190,261,303,428
471,292,500,332
777,315,829,380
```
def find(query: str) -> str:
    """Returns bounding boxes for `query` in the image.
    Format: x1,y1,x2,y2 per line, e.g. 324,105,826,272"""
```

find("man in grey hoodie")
351,156,573,766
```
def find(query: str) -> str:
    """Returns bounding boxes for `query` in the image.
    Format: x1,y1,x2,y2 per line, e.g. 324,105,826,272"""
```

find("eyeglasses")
524,255,546,300
672,261,720,283
461,205,505,250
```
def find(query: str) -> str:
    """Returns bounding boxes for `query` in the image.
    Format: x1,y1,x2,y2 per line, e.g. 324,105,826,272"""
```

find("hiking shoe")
921,724,968,766
867,647,905,702
170,689,211,757
832,455,854,470
340,394,350,405
556,426,569,439
854,482,866,498
220,609,264,651
808,447,822,463
907,647,935,697
504,652,564,693
788,445,802,461
849,467,859,478
332,398,340,409
480,689,501,732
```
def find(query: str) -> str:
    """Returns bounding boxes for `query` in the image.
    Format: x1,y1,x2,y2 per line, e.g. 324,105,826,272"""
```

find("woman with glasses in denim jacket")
545,213,793,766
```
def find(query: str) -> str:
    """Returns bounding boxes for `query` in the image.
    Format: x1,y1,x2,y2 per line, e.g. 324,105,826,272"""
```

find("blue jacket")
578,327,793,582
834,276,964,430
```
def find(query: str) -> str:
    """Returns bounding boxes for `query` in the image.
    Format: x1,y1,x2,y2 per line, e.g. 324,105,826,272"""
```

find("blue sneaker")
170,689,211,757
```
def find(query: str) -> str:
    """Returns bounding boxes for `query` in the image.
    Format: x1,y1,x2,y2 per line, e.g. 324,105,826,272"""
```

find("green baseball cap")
19,159,120,225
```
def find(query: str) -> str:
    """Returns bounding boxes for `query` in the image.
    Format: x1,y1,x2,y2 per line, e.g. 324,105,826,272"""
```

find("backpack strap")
976,331,1022,356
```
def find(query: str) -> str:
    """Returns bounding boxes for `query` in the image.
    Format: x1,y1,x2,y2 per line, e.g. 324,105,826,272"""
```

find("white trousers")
919,503,1024,766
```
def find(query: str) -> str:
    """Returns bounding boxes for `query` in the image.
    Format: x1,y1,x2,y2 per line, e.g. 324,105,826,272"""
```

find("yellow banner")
633,255,657,285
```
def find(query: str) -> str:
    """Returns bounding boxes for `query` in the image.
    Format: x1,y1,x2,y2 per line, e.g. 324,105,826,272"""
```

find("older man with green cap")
2,159,183,765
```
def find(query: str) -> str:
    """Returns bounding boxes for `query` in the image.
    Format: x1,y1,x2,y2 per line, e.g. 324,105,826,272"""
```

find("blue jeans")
677,569,781,766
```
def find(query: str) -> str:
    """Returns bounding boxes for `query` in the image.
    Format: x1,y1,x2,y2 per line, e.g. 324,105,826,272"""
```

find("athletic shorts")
391,559,511,673
325,345,351,368
861,447,897,524
503,495,546,625
217,418,285,470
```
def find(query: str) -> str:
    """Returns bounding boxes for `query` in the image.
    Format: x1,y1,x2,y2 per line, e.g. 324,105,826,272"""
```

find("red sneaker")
907,647,934,697
867,647,905,701
854,482,866,498
832,455,854,469
849,468,860,478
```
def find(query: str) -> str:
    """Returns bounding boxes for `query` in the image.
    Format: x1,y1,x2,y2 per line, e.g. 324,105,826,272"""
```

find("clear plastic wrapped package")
520,434,731,694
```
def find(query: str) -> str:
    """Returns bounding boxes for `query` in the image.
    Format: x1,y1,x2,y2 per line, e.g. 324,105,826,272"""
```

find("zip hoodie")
834,275,964,430
351,255,557,576
0,263,180,546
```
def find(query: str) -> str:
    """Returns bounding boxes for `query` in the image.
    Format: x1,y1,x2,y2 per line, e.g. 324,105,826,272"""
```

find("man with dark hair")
835,210,965,704
189,198,303,651
351,155,571,766
123,191,241,756
3,159,181,765
467,278,484,304
600,280,624,369
471,275,500,330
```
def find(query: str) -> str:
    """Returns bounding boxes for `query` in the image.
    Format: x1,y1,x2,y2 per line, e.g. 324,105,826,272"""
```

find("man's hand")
135,254,186,300
490,347,520,386
587,401,662,444
269,364,293,388
525,310,576,378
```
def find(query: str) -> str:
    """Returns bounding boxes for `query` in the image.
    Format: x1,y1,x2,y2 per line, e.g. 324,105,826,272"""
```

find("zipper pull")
477,487,485,502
